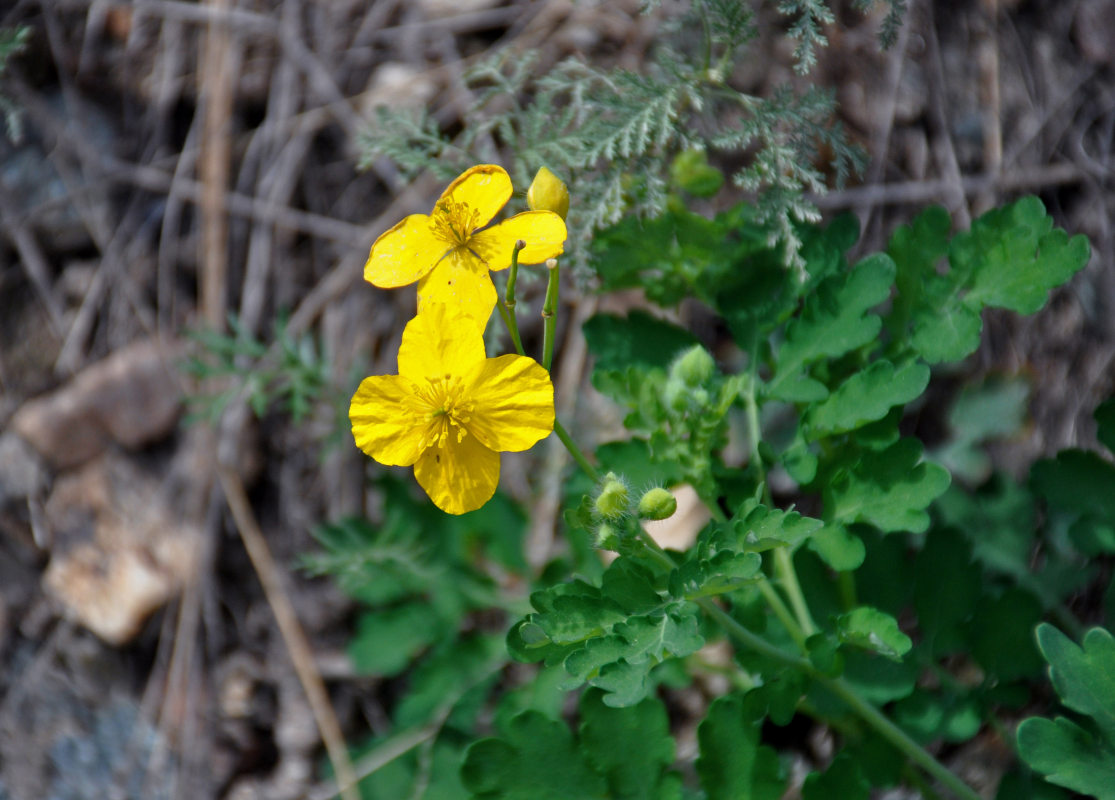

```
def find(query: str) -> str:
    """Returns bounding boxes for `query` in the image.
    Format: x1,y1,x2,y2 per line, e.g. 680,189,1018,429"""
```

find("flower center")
430,200,481,247
415,373,475,450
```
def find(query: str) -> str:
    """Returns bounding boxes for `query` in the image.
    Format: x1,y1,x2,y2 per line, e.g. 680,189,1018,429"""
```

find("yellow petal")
364,213,447,288
438,164,513,230
349,374,426,466
416,251,497,333
471,211,567,269
465,354,554,452
397,299,487,383
413,430,500,514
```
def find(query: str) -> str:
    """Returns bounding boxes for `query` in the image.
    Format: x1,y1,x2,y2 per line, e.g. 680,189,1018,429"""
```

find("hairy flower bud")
527,167,570,220
670,345,715,387
595,522,621,551
593,472,630,519
637,487,677,521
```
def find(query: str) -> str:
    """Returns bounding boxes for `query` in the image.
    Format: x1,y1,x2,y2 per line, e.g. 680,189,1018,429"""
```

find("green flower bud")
527,166,570,220
637,487,677,521
662,376,689,413
593,472,630,519
670,345,715,387
595,522,621,551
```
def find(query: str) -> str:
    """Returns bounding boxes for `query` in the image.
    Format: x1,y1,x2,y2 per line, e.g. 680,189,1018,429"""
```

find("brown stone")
42,454,202,646
11,339,183,470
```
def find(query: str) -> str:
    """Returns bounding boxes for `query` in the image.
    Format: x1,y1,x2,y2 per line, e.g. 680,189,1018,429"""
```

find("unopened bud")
595,522,621,551
527,166,570,220
662,377,689,413
593,472,630,519
637,487,677,521
671,345,715,387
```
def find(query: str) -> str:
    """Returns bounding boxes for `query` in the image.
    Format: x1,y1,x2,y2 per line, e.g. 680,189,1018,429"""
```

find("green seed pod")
637,487,677,521
527,166,570,220
595,522,621,551
593,472,630,519
670,345,715,387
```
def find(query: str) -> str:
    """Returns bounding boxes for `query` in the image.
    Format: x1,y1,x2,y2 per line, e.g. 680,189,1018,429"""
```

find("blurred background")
0,1,1112,798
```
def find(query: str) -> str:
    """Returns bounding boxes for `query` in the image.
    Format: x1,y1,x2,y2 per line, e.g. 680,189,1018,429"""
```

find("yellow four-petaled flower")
349,303,555,515
364,164,567,329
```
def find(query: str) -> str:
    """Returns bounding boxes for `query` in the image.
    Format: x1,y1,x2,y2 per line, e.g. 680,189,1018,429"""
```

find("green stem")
741,356,819,638
499,241,526,356
837,570,858,611
756,579,807,650
496,298,524,357
553,418,599,482
773,547,818,637
541,258,559,372
705,597,981,800
632,527,979,800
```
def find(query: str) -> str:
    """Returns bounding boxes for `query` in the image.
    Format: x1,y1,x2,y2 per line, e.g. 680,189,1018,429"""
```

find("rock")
360,63,438,114
42,454,202,646
0,432,48,505
11,339,183,470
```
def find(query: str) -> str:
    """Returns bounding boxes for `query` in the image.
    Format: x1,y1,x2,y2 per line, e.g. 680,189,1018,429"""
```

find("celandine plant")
334,155,1114,800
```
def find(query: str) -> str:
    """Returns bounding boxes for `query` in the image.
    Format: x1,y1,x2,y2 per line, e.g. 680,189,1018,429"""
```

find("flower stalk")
542,258,560,372
497,240,527,356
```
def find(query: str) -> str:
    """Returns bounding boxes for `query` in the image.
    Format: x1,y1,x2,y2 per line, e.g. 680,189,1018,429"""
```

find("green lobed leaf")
886,205,950,342
958,195,1091,314
807,360,929,437
730,500,824,551
462,711,607,800
967,588,1044,681
826,438,951,533
935,376,1031,483
1096,398,1115,455
1036,624,1115,738
914,527,983,655
892,689,983,744
510,560,705,706
802,754,870,800
349,603,446,676
579,689,676,799
836,606,912,661
1017,716,1115,800
903,197,1090,364
697,693,785,800
584,310,699,371
393,635,504,729
1031,449,1115,522
807,522,865,571
769,253,895,400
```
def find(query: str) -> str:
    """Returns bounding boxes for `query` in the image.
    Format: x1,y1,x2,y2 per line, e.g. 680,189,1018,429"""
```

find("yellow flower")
527,166,570,220
364,164,568,329
349,303,555,515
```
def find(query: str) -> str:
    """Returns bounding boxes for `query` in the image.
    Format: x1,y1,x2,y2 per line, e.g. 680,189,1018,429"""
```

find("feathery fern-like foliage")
357,1,901,275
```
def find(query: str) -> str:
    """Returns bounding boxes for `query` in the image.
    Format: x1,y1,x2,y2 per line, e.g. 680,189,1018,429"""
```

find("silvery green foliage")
357,1,900,276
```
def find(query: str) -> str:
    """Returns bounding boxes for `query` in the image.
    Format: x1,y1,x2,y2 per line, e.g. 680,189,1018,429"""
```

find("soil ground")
0,1,1112,798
